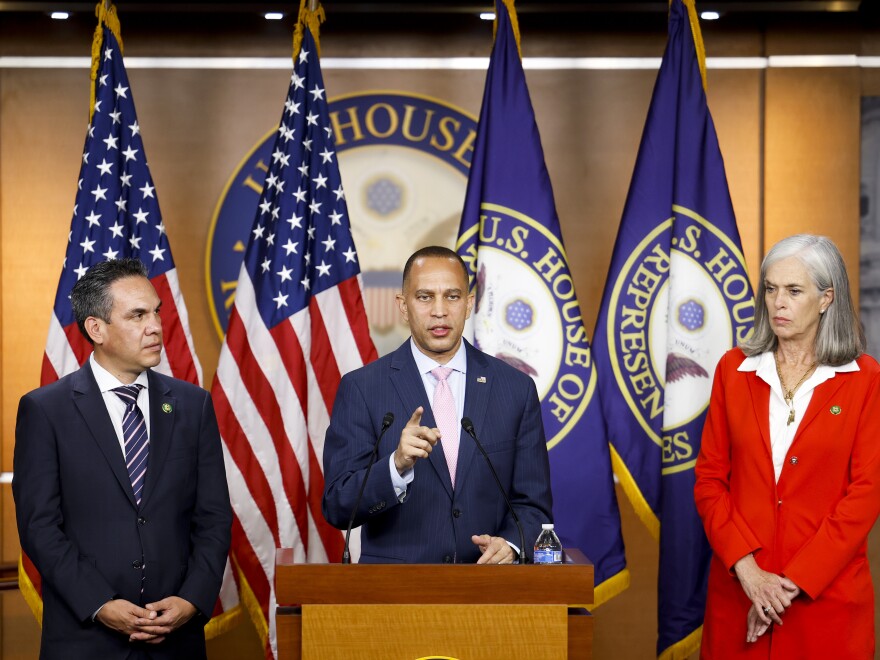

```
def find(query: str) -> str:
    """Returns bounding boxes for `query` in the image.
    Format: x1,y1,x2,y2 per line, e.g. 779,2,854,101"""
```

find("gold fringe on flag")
590,565,632,609
679,0,708,92
495,0,522,59
89,1,123,121
658,625,703,660
203,599,244,639
17,556,43,626
292,0,326,61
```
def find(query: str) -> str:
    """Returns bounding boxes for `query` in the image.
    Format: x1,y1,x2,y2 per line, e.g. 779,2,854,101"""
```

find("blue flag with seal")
456,0,628,604
592,0,755,655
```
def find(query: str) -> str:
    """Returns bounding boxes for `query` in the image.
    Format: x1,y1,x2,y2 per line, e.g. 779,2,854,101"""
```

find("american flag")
211,21,376,658
25,9,240,636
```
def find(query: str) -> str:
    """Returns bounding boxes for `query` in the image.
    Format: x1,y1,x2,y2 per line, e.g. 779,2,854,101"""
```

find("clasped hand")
734,554,800,642
96,595,197,644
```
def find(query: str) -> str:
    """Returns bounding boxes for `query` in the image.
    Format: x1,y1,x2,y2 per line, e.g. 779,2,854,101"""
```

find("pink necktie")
431,367,459,487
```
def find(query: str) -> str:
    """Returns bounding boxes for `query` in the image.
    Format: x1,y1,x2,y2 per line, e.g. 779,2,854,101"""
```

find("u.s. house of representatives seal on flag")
605,206,753,474
459,205,594,450
457,0,627,604
593,1,756,654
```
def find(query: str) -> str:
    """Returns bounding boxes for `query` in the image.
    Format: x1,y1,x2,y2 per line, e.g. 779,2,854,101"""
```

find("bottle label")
533,549,562,564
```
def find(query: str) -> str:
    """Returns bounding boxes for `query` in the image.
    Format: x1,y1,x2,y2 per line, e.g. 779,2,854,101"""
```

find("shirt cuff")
507,540,521,562
389,454,414,502
92,600,109,622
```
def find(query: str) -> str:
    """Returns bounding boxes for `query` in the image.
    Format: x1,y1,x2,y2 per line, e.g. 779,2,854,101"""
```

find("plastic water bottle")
533,523,562,564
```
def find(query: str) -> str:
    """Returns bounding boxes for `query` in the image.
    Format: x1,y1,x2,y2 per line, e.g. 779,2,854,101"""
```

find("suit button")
777,500,783,506
132,560,143,569
453,509,462,518
789,456,798,465
443,555,452,563
138,517,146,525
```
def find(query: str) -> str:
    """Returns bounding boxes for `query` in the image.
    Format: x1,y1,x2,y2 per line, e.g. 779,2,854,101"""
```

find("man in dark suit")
13,259,231,659
322,246,552,564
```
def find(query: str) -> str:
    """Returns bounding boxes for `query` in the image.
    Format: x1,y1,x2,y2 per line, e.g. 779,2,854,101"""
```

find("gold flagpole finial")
89,1,123,121
293,0,326,61
678,0,708,92
495,0,522,59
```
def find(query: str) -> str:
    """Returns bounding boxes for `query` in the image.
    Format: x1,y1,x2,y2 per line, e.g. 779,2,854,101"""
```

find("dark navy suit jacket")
13,363,231,660
322,339,553,563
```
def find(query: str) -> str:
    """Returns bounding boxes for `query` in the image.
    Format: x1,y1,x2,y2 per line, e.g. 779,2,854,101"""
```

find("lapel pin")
162,403,173,413
830,405,841,415
477,376,487,383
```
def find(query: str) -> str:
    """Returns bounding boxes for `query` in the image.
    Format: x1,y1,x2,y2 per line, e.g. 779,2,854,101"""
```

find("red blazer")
695,348,880,659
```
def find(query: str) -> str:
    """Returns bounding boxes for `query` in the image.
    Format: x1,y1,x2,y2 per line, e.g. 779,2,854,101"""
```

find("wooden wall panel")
708,69,764,285
764,67,861,286
0,71,84,474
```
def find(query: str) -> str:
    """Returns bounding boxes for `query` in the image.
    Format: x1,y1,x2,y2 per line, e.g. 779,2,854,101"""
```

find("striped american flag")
210,20,376,658
27,5,240,636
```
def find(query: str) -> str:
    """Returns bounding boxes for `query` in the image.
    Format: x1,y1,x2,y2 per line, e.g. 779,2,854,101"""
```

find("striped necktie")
112,384,149,507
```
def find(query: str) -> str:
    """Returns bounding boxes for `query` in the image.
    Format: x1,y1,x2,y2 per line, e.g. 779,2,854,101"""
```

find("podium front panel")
301,604,568,660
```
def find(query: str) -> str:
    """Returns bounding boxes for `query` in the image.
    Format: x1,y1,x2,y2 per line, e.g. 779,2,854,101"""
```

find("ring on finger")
762,606,771,615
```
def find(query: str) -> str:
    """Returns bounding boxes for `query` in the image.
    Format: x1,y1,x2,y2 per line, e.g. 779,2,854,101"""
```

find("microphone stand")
342,412,394,564
461,417,527,564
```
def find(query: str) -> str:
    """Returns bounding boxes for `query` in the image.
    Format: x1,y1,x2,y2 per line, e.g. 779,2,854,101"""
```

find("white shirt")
389,339,467,499
737,351,858,482
89,353,151,457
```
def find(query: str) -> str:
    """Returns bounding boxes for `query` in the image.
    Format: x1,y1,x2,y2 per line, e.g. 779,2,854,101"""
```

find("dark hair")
740,234,864,365
70,259,149,344
401,246,469,291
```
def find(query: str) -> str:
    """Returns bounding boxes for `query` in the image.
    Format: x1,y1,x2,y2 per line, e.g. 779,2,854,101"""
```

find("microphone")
342,412,394,564
461,417,527,565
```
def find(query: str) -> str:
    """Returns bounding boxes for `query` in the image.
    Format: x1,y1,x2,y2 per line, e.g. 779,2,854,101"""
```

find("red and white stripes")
212,269,375,657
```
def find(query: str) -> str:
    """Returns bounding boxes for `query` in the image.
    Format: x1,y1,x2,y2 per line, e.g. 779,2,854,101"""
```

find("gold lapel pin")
162,403,173,413
477,376,487,383
830,405,841,415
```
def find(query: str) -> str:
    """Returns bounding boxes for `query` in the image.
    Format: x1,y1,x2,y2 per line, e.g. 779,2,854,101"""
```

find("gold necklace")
774,352,817,426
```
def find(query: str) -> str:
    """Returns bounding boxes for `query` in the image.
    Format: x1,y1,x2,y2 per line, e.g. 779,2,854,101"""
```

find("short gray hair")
740,234,864,365
70,259,149,345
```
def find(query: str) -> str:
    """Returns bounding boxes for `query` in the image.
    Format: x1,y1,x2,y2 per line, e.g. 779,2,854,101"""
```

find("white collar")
409,337,468,376
737,350,859,376
89,353,150,393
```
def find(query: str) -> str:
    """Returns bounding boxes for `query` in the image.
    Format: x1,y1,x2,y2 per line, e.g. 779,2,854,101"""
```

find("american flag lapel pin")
477,376,487,383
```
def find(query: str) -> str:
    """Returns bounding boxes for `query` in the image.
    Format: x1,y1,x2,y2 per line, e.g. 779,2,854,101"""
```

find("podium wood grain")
302,604,567,659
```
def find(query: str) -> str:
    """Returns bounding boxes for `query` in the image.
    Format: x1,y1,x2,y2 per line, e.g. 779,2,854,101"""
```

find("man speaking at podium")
323,246,552,564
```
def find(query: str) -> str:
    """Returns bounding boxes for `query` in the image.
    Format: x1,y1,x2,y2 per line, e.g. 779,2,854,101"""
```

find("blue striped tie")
112,384,149,507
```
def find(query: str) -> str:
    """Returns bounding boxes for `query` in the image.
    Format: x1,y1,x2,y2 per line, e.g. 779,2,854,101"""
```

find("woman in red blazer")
695,234,880,658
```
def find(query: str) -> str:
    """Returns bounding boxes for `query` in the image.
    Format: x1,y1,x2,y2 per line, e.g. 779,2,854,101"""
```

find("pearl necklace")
774,352,817,426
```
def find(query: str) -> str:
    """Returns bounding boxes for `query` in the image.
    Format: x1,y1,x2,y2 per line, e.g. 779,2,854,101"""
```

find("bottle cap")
542,523,554,530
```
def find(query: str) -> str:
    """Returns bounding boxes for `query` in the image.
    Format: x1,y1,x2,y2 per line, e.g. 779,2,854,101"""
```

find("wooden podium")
275,548,593,660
